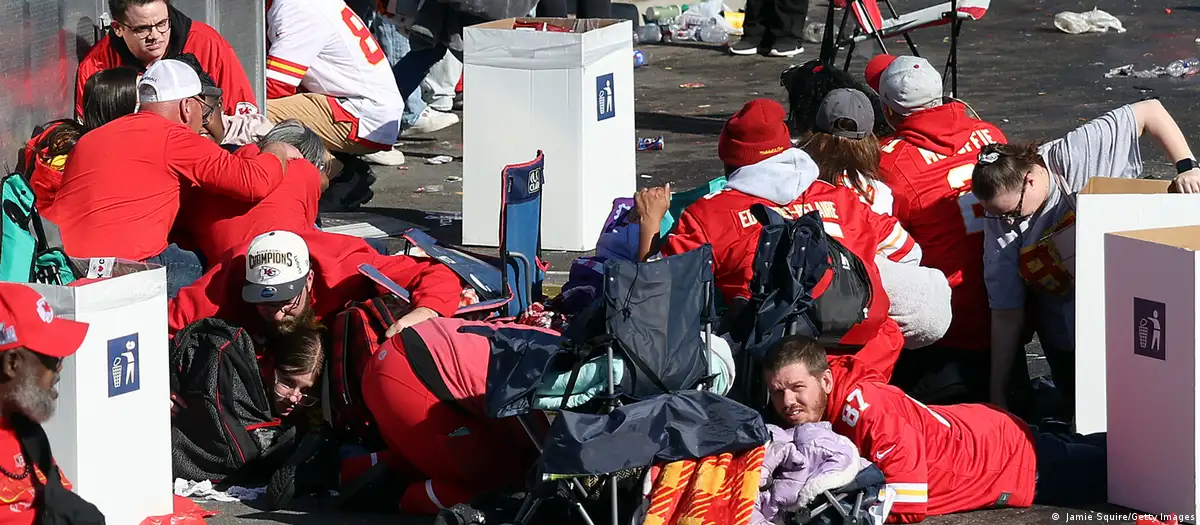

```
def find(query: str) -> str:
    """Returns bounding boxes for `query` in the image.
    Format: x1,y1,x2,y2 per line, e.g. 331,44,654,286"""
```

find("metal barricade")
0,0,265,166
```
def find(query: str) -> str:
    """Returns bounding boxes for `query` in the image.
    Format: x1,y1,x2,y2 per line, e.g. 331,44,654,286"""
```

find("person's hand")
384,306,440,338
633,184,671,226
1171,168,1200,193
170,392,187,417
261,141,304,161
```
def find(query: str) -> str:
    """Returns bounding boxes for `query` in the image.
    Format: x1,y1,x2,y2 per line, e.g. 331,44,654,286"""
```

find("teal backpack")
0,173,76,285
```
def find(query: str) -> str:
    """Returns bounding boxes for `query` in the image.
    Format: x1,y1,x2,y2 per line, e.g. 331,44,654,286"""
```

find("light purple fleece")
753,422,862,525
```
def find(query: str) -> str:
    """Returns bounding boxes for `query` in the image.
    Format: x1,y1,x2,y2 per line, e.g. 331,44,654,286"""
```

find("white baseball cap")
878,56,943,116
242,231,311,304
138,59,222,104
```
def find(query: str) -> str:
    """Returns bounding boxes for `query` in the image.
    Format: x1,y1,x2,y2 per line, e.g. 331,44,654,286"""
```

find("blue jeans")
145,244,205,299
368,13,425,128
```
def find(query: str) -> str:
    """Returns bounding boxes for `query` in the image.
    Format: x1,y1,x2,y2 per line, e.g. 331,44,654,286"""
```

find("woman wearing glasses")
970,99,1200,416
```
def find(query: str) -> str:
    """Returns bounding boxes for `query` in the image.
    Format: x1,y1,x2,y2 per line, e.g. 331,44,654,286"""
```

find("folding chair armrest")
507,251,536,303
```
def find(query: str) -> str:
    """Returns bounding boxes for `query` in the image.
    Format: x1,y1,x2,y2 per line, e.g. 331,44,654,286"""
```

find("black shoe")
768,40,803,57
265,433,339,510
729,37,762,56
319,154,377,212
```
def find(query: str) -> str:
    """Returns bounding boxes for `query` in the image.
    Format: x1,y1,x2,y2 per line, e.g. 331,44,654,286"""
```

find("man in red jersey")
868,55,1008,404
169,230,462,341
53,60,298,297
75,0,257,118
763,336,1105,523
656,98,917,379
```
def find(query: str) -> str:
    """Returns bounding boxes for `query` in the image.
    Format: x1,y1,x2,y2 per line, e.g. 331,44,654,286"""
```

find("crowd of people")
3,1,1200,524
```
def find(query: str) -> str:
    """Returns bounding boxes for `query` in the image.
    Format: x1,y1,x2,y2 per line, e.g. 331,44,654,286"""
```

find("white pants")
421,52,462,111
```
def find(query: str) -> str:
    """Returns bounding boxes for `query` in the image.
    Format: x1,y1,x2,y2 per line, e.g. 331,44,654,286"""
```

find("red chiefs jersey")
663,152,915,377
75,10,257,118
878,102,1006,351
823,355,1037,523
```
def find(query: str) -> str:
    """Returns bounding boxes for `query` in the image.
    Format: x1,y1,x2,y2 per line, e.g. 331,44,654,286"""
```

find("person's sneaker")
361,148,406,166
728,37,762,56
401,107,461,137
768,42,803,57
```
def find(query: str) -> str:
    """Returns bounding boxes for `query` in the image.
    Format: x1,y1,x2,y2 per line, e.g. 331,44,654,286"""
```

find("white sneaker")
401,108,461,137
361,148,406,166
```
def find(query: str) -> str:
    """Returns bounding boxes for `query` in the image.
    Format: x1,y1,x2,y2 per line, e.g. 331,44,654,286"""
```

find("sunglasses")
29,350,61,372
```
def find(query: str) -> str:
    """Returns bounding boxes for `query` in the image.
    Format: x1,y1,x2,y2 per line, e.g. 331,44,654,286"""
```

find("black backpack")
730,204,873,358
169,318,294,484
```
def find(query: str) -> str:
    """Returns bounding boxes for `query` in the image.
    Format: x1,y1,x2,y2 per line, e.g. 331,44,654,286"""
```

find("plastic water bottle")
1166,57,1200,78
634,23,661,44
633,49,646,68
696,23,728,43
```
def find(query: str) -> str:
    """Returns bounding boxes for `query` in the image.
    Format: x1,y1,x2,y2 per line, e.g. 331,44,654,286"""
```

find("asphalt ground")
203,0,1200,523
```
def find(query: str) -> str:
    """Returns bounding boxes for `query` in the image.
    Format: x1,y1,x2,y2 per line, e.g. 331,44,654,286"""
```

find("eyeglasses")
984,173,1029,223
119,18,170,39
273,380,317,407
191,97,216,125
31,351,62,372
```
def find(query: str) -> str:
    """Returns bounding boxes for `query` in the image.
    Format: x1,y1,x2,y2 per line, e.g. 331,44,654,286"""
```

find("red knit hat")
865,54,898,93
718,98,792,169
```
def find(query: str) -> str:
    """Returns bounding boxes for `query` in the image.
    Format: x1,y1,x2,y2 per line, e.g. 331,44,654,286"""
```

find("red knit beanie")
718,98,793,169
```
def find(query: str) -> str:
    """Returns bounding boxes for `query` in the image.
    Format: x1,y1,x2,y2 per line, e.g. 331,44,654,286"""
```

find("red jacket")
168,230,463,334
75,5,257,118
878,102,1006,351
823,356,1037,523
173,146,321,263
663,149,913,377
51,112,286,261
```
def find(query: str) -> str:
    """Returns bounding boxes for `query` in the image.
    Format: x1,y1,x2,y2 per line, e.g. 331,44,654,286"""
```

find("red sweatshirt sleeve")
169,262,233,333
74,52,105,119
166,125,286,202
195,27,259,115
372,254,463,317
837,385,930,523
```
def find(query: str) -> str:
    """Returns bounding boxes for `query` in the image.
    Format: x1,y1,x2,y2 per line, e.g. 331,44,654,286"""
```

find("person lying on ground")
173,120,330,267
870,55,1009,405
265,328,323,420
80,66,139,132
268,317,542,516
265,0,406,166
0,283,103,523
635,98,915,378
972,98,1200,413
763,335,1106,523
75,0,257,118
51,60,300,298
168,230,461,342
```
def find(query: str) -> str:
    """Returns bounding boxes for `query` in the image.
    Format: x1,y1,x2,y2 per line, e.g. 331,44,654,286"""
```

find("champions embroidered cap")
0,283,89,359
138,59,222,103
878,55,943,116
242,231,312,304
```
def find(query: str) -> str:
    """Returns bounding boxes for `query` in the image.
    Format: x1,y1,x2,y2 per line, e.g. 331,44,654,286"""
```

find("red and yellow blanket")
643,446,765,525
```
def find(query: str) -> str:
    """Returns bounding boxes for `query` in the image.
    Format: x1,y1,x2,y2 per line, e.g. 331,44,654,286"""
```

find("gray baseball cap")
814,88,874,140
878,55,943,116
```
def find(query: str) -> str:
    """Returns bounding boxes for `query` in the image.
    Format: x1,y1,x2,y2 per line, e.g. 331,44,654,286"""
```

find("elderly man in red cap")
634,98,914,378
865,55,1008,404
0,283,102,523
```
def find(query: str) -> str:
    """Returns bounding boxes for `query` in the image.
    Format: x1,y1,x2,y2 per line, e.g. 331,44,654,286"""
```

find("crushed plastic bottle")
696,22,728,43
634,23,661,44
803,21,825,43
1166,57,1200,78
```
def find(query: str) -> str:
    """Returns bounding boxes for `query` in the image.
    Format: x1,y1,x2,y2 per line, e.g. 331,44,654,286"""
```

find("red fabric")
822,356,1037,523
266,78,298,99
75,22,257,118
167,230,463,334
878,102,1007,351
717,99,793,169
359,325,540,515
0,418,72,525
865,54,898,92
51,113,286,261
139,495,217,525
662,181,908,377
0,283,89,358
28,158,64,212
173,145,321,263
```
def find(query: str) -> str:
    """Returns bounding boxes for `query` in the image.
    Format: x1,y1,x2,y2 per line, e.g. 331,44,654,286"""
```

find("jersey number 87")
341,7,386,66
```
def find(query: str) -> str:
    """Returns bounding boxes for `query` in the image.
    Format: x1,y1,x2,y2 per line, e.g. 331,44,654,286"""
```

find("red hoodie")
822,355,1037,523
665,149,913,378
168,230,463,334
878,102,1006,352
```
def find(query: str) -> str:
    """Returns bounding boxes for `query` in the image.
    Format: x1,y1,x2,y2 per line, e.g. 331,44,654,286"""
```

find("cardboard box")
1074,178,1200,434
31,262,172,525
463,18,636,251
1105,226,1200,523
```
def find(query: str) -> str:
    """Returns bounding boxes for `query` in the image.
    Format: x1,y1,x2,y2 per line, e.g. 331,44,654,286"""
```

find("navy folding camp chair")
361,151,547,318
464,245,769,525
